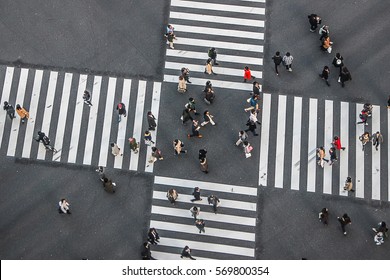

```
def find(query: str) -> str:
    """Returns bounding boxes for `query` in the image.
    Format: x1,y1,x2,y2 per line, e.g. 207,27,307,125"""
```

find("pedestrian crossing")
0,66,161,172
164,0,265,91
257,93,390,202
150,176,257,260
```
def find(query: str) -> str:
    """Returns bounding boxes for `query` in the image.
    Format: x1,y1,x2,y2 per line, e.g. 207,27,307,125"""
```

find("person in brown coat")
103,177,116,193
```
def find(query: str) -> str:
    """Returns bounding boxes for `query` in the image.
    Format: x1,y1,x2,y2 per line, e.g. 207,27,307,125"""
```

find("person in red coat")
332,136,345,151
243,66,255,82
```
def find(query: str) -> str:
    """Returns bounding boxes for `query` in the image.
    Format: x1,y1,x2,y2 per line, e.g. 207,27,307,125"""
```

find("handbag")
245,152,252,158
327,46,332,53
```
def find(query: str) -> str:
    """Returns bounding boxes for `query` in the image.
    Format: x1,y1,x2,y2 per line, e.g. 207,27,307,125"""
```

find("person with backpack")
208,47,219,65
332,53,344,73
3,101,15,120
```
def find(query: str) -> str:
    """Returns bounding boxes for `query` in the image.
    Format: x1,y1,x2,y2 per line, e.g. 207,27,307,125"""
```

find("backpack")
208,49,214,57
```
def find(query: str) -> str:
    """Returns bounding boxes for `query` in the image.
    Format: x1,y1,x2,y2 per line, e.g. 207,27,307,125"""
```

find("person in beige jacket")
204,58,216,75
111,142,123,156
178,75,187,93
173,139,187,155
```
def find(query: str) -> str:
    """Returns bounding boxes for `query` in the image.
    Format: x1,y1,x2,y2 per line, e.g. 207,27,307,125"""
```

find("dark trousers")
274,63,280,74
338,218,347,233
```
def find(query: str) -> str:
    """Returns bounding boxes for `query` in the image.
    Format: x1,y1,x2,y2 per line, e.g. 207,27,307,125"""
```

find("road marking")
274,95,287,188
323,100,333,194
83,76,102,165
114,79,131,169
98,77,117,167
0,67,14,148
166,49,263,65
291,97,302,190
165,61,262,79
259,93,271,186
22,70,43,159
307,98,317,192
174,37,263,53
355,103,365,198
150,220,255,242
371,105,381,200
150,251,211,260
170,11,264,28
68,74,87,163
154,176,257,196
339,102,349,196
171,0,265,15
130,80,146,171
173,24,264,40
7,68,29,157
52,73,72,161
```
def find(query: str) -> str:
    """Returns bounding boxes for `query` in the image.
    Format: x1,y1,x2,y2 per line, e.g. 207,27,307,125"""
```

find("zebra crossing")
164,0,265,91
0,66,161,172
150,176,257,260
258,93,390,202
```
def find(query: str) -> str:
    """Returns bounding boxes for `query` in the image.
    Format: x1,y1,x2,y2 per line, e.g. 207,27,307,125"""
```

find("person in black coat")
147,228,160,245
338,66,352,88
319,66,330,86
332,53,344,73
271,51,283,75
147,111,157,131
141,242,155,260
308,14,321,32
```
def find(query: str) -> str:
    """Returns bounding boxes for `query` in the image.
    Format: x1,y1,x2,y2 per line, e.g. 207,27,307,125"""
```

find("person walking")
190,206,200,219
282,52,293,72
343,176,354,192
147,111,157,131
195,219,206,234
181,246,196,260
332,136,345,151
332,53,344,73
200,157,208,174
243,140,253,158
321,35,333,53
186,97,199,115
316,146,329,168
116,102,127,122
357,110,369,125
244,94,260,112
188,120,202,138
58,198,71,214
191,187,202,202
372,131,383,151
199,149,207,161
103,177,116,193
243,66,254,82
208,47,219,65
141,242,155,260
208,194,220,214
128,137,139,154
167,188,178,204
359,132,371,150
318,208,329,225
338,66,352,88
319,66,330,86
111,142,123,156
3,101,15,120
83,90,92,107
148,228,160,245
271,51,283,75
253,81,261,96
181,108,194,125
200,110,216,127
144,131,155,146
329,147,338,165
167,31,175,49
173,139,187,155
178,75,187,93
337,213,352,235
204,58,216,75
204,86,215,105
16,104,29,124
149,147,164,164
308,14,322,32
235,130,248,147
181,67,191,83
319,25,329,41
245,109,260,136
374,232,385,245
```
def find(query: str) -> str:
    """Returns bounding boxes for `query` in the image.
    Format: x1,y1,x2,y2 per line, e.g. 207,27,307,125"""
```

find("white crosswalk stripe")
257,93,390,201
150,176,257,260
0,66,160,172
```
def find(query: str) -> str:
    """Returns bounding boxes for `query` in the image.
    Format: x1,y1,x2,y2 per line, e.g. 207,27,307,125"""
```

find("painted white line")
339,102,349,196
145,82,162,173
258,93,271,186
171,0,265,15
83,76,102,165
157,237,254,257
0,67,15,148
153,191,256,211
323,100,333,194
166,49,263,65
371,105,381,200
52,73,72,162
98,77,117,167
114,79,132,169
290,97,302,190
170,11,264,28
150,251,211,260
165,61,262,79
239,0,266,2
274,95,287,188
37,71,58,160
173,24,264,40
7,68,29,157
130,80,147,171
150,220,255,242
164,75,256,92
22,70,43,159
355,103,365,199
307,98,317,192
175,37,263,53
154,176,257,196
68,74,87,164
